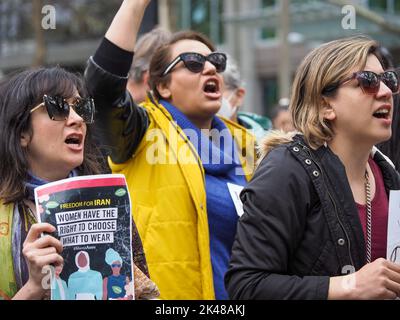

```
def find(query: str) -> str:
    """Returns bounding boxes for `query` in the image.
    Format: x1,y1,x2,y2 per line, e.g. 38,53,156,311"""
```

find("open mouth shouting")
372,104,392,127
65,132,84,151
203,78,221,99
372,105,391,120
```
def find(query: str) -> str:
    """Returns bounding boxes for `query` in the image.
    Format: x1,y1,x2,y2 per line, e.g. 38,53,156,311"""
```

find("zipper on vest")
169,119,206,185
300,144,355,269
151,96,207,186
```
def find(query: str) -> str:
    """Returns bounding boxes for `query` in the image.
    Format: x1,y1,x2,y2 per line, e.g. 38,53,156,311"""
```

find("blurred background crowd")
1,0,400,126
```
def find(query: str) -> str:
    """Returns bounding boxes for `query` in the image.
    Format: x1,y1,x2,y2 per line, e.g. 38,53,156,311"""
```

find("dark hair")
376,46,400,168
269,105,289,122
375,46,394,70
148,30,216,100
0,66,103,204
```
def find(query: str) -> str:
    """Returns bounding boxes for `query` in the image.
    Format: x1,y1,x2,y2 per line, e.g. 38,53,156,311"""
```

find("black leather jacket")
225,135,400,299
85,57,149,164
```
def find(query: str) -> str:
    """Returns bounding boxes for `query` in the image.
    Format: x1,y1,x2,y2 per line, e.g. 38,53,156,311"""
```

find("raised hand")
105,0,153,52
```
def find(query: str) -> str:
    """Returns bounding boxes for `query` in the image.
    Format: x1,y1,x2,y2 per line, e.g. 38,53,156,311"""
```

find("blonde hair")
290,35,381,149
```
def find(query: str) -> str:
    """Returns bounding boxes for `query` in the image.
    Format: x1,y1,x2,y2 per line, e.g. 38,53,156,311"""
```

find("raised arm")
105,0,151,52
85,0,152,164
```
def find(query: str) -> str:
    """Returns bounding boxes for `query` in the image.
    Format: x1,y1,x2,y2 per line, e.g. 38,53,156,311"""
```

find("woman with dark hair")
85,0,256,299
225,36,400,299
0,67,156,300
0,67,100,299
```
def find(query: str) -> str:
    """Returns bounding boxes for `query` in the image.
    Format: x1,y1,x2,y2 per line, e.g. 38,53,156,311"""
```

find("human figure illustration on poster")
102,248,130,300
389,220,400,264
68,251,103,300
51,263,68,300
390,245,400,263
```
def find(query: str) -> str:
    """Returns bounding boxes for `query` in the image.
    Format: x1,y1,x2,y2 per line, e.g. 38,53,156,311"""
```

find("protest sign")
35,174,134,300
387,190,400,264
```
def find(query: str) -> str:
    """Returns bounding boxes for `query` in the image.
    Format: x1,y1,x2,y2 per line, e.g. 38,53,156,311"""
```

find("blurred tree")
328,0,400,34
32,0,46,67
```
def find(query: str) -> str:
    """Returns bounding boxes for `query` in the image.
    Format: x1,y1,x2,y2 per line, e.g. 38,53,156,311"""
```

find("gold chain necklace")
365,170,372,263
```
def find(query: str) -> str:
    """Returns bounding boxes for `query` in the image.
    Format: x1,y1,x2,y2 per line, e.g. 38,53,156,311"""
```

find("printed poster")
387,190,400,264
34,174,134,300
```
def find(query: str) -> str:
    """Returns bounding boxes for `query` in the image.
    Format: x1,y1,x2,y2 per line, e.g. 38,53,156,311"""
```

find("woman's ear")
156,82,172,100
20,132,30,147
321,98,336,121
233,87,246,107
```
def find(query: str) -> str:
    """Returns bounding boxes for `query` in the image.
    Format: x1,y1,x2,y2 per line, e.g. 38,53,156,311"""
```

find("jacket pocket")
310,240,339,275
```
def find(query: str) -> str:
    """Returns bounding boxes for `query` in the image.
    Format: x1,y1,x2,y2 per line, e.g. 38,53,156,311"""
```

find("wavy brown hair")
290,35,382,149
0,67,103,204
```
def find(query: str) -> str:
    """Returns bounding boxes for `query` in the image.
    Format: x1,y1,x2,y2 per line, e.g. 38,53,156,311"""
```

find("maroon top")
356,157,388,261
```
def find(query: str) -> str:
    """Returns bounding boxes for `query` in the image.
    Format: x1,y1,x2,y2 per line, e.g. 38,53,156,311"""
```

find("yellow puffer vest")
109,99,256,299
0,202,17,299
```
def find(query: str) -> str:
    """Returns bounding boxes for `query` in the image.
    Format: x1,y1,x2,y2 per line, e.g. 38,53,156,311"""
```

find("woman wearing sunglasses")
85,0,255,300
0,67,100,299
225,36,400,300
0,67,154,300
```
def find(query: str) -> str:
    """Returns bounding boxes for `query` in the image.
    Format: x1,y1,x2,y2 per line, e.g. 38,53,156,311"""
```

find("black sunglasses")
30,95,95,124
162,52,227,76
324,70,400,95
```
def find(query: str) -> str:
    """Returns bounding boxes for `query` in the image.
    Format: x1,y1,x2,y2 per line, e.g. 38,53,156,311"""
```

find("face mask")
218,92,238,120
